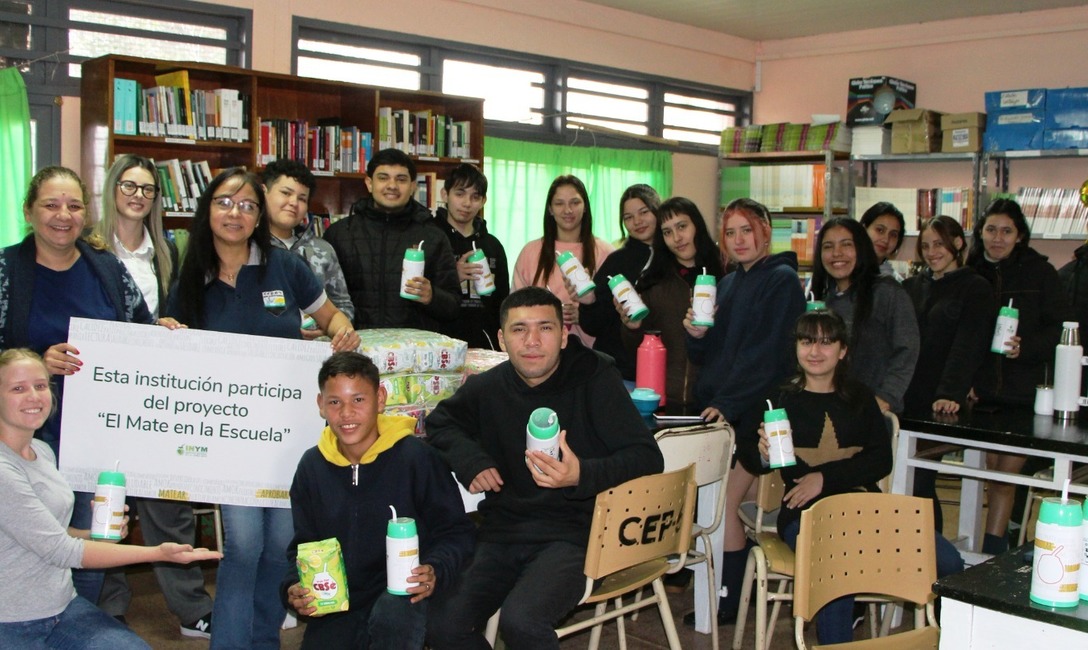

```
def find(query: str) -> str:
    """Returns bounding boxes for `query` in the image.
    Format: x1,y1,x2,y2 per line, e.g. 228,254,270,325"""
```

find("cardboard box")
885,108,942,153
941,112,986,153
984,112,1045,151
985,88,1046,113
1043,128,1088,150
1045,87,1088,129
847,76,916,126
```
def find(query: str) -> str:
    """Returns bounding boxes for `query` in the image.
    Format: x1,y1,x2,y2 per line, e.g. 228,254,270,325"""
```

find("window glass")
443,59,544,124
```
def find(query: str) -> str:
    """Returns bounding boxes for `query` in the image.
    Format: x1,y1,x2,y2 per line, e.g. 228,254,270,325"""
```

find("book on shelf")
853,185,975,232
257,118,372,174
113,78,138,135
851,126,891,156
1017,186,1088,238
153,158,214,213
130,79,248,142
770,216,822,265
378,107,471,158
415,172,439,212
720,163,845,211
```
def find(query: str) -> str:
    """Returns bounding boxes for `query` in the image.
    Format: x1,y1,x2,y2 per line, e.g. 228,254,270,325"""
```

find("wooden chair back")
583,465,697,581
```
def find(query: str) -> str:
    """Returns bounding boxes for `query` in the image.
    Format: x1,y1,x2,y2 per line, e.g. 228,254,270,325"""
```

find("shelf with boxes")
81,54,484,230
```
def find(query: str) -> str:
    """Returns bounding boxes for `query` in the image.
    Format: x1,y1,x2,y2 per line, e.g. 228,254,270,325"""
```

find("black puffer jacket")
324,198,459,330
1058,244,1088,385
971,246,1068,404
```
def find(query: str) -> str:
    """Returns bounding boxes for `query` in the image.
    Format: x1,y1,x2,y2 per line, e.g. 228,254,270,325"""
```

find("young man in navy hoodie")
430,163,509,349
426,287,663,649
282,352,474,649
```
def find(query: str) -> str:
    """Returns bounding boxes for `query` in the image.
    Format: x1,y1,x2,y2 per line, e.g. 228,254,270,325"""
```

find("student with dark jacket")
426,287,663,649
683,197,805,626
324,148,459,331
967,198,1069,554
904,215,994,532
577,184,660,380
429,163,509,349
283,352,474,649
1058,243,1088,386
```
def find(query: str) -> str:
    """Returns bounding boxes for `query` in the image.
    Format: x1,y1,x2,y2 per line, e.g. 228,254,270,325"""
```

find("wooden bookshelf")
81,54,485,229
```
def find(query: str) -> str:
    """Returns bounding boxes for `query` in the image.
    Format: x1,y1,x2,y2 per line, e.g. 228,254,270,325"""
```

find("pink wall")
755,6,1088,123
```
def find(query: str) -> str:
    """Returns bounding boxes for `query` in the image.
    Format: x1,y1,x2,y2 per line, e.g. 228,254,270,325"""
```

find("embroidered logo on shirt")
262,290,287,315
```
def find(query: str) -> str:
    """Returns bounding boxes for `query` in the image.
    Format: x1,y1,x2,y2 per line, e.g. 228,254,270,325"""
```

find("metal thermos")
1054,322,1085,421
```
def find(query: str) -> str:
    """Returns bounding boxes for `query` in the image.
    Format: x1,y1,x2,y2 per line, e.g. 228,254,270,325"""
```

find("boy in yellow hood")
281,351,474,649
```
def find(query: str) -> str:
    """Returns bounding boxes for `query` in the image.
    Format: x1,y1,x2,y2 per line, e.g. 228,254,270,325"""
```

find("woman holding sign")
0,166,157,605
91,154,216,637
166,168,358,650
0,348,221,647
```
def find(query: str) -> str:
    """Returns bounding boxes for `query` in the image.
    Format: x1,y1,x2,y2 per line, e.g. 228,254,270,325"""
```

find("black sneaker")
181,614,212,639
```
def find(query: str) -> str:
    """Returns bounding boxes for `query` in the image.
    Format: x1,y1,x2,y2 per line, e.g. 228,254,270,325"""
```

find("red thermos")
636,331,667,406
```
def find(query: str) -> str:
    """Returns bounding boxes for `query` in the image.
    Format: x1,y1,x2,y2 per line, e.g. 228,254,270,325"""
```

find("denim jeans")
210,505,293,650
427,540,587,650
782,518,965,645
300,591,427,649
1,596,150,650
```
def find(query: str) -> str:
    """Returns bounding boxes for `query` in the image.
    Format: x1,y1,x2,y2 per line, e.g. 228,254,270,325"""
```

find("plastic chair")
734,411,900,649
655,421,735,650
792,492,939,650
737,467,785,537
484,465,697,650
731,470,792,650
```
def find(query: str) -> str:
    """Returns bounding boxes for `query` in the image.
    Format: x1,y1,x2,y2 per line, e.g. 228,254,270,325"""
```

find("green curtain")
0,67,32,248
482,136,672,262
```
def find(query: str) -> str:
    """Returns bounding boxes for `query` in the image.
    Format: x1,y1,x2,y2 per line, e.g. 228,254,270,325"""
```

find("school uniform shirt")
165,245,325,339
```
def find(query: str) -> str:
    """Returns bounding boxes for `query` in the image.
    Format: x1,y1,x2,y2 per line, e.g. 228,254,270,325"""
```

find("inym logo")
618,509,678,546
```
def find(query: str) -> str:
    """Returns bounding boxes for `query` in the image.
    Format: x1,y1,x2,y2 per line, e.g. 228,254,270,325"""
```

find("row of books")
378,107,473,158
1015,187,1088,238
414,172,444,212
155,159,214,213
770,216,823,265
257,118,374,174
114,71,249,142
721,164,849,211
853,186,976,232
719,123,852,154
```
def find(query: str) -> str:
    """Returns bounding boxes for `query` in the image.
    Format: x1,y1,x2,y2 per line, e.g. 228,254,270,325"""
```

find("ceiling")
580,0,1088,41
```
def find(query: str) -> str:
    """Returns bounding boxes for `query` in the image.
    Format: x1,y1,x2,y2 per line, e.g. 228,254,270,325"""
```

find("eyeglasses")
117,180,159,199
212,196,260,216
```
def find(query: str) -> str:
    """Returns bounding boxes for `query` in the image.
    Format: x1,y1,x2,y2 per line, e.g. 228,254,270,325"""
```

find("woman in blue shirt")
167,168,358,650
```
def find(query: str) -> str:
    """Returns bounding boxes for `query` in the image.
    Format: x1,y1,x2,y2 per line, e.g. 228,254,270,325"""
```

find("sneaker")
180,614,212,639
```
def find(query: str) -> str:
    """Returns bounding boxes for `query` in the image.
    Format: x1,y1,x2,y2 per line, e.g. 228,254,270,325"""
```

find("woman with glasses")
0,166,157,605
89,154,216,637
165,167,358,650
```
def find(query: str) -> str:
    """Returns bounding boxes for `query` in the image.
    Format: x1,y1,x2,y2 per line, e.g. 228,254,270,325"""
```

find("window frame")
0,0,251,165
290,18,750,154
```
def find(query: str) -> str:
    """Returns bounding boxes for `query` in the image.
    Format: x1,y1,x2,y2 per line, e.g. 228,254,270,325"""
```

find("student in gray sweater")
811,217,919,413
0,349,219,646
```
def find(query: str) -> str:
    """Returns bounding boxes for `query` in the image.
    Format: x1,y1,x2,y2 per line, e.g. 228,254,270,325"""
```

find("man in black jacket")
429,163,509,349
324,148,459,330
425,287,663,650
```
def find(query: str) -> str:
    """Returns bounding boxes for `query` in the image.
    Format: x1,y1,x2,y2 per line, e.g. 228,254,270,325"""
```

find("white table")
890,407,1088,551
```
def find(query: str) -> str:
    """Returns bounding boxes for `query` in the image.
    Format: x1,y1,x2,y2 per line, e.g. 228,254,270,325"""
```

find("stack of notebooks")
852,126,891,155
1016,187,1088,237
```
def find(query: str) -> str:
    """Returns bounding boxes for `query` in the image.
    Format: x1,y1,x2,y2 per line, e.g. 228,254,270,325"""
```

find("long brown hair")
532,175,599,285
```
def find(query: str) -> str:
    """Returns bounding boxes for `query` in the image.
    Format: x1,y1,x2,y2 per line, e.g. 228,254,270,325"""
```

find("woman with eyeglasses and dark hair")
89,154,216,636
966,198,1069,554
859,201,906,279
0,166,157,606
682,197,805,626
165,167,359,650
810,216,918,414
903,215,994,532
576,183,661,383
